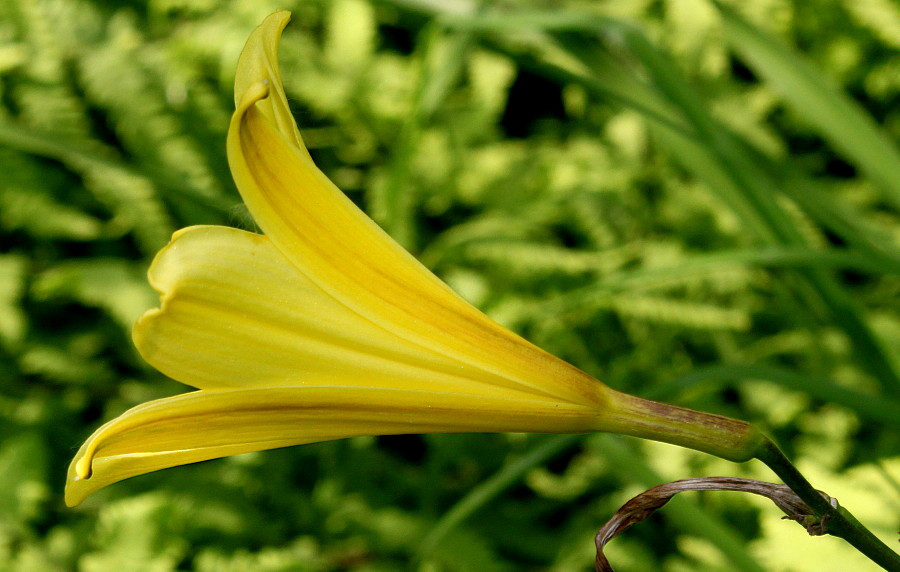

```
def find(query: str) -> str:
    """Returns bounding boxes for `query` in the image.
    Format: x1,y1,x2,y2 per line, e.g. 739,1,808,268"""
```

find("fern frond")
79,162,174,253
0,254,27,349
77,14,225,208
0,149,103,240
19,342,115,385
460,239,632,278
609,295,752,331
31,258,157,331
0,124,175,253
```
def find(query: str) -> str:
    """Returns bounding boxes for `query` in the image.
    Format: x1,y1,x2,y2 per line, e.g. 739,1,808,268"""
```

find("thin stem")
604,393,899,568
755,439,900,571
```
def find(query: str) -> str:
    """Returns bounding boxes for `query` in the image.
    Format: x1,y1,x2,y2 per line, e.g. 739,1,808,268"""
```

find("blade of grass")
482,26,899,269
587,247,900,293
425,5,900,395
590,22,811,247
655,363,900,428
716,3,900,210
526,246,900,329
552,22,900,396
384,1,900,261
417,434,581,559
437,11,699,141
744,143,900,264
420,433,768,572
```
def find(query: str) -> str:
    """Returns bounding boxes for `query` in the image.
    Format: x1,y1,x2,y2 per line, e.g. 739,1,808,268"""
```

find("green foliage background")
1,0,898,569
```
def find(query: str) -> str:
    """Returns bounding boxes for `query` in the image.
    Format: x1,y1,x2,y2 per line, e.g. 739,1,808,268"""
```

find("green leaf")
717,3,900,210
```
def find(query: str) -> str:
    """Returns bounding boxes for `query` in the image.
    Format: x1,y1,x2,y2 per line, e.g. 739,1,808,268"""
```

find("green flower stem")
606,393,899,569
755,439,900,571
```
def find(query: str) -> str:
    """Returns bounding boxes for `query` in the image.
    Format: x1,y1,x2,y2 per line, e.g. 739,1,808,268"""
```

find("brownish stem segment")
602,390,766,462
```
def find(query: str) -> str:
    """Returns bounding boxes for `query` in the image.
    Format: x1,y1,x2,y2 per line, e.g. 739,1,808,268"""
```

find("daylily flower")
65,11,764,507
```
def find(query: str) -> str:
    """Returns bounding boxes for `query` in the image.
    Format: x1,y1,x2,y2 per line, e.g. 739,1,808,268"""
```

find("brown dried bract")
595,477,838,571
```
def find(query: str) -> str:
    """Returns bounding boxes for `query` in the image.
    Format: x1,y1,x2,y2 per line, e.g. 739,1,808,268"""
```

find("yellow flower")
65,11,763,507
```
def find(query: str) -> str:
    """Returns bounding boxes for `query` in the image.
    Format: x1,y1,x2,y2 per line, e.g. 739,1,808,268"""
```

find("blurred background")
1,0,898,570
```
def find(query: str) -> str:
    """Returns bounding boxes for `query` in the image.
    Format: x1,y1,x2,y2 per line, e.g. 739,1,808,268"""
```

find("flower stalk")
755,441,900,571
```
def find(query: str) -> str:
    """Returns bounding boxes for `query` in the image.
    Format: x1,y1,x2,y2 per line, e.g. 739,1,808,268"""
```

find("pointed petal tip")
64,449,93,507
237,81,270,113
64,479,85,508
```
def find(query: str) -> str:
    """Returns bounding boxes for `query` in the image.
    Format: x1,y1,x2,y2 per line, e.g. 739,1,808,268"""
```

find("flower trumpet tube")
65,11,765,508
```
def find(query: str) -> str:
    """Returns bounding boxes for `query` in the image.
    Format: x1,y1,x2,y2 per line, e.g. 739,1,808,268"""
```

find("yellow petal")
65,385,600,506
134,225,564,399
228,12,608,408
233,11,306,156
